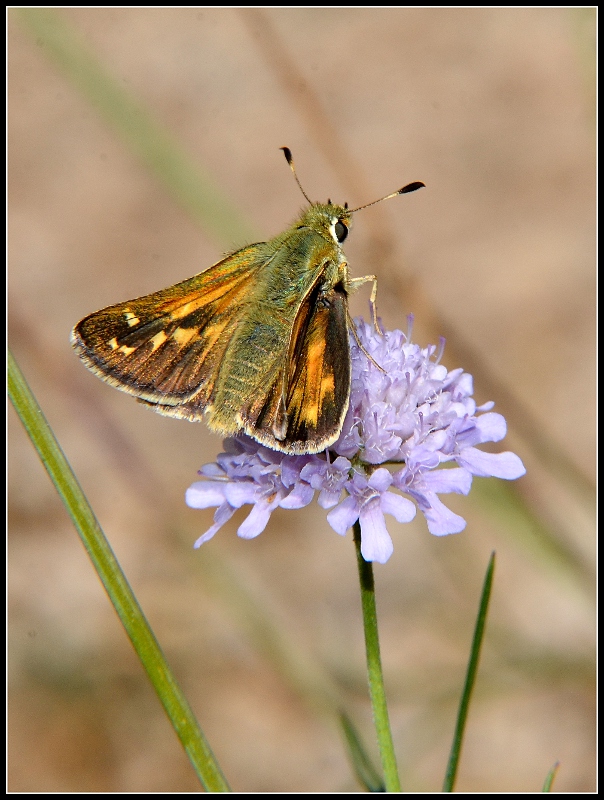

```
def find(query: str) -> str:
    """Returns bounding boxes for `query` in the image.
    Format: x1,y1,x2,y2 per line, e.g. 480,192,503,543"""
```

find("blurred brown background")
8,8,595,792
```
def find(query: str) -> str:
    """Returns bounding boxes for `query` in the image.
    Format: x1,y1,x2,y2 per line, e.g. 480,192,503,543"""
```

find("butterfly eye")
334,220,348,243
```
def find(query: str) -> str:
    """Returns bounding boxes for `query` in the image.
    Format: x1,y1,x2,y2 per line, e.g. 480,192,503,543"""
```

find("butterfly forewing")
71,245,269,410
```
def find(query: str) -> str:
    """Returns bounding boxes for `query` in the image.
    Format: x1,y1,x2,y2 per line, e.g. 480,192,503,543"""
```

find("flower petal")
224,481,262,507
317,488,343,509
186,481,226,509
368,467,393,492
422,493,466,536
419,467,473,495
359,499,394,563
280,482,315,509
193,502,236,548
326,495,360,536
458,447,526,479
199,463,226,478
380,491,416,523
474,412,507,443
237,501,273,539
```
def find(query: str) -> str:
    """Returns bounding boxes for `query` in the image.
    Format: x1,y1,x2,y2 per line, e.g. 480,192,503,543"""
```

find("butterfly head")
297,202,353,247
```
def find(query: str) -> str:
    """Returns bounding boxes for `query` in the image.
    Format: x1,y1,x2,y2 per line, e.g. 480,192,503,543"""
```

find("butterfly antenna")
348,181,425,213
281,147,313,205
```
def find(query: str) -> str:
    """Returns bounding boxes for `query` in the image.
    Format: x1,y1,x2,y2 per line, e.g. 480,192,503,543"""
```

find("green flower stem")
353,521,401,792
8,350,230,792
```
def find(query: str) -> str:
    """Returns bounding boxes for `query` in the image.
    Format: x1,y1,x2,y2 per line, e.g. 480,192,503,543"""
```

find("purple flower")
186,439,314,546
325,468,416,563
186,315,526,563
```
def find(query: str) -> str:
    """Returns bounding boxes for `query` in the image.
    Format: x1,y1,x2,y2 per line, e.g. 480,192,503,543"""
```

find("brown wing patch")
71,246,266,414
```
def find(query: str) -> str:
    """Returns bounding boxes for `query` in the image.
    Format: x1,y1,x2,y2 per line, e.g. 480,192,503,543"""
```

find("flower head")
186,315,526,563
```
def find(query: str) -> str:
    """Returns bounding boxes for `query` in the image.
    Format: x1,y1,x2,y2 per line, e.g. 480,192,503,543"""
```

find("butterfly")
71,148,424,454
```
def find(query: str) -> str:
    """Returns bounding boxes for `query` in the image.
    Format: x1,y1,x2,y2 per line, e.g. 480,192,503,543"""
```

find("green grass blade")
542,761,560,792
442,551,496,792
8,349,230,792
339,711,385,792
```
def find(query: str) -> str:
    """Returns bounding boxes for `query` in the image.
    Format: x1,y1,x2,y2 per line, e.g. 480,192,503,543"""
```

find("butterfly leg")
348,274,382,333
345,304,386,374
